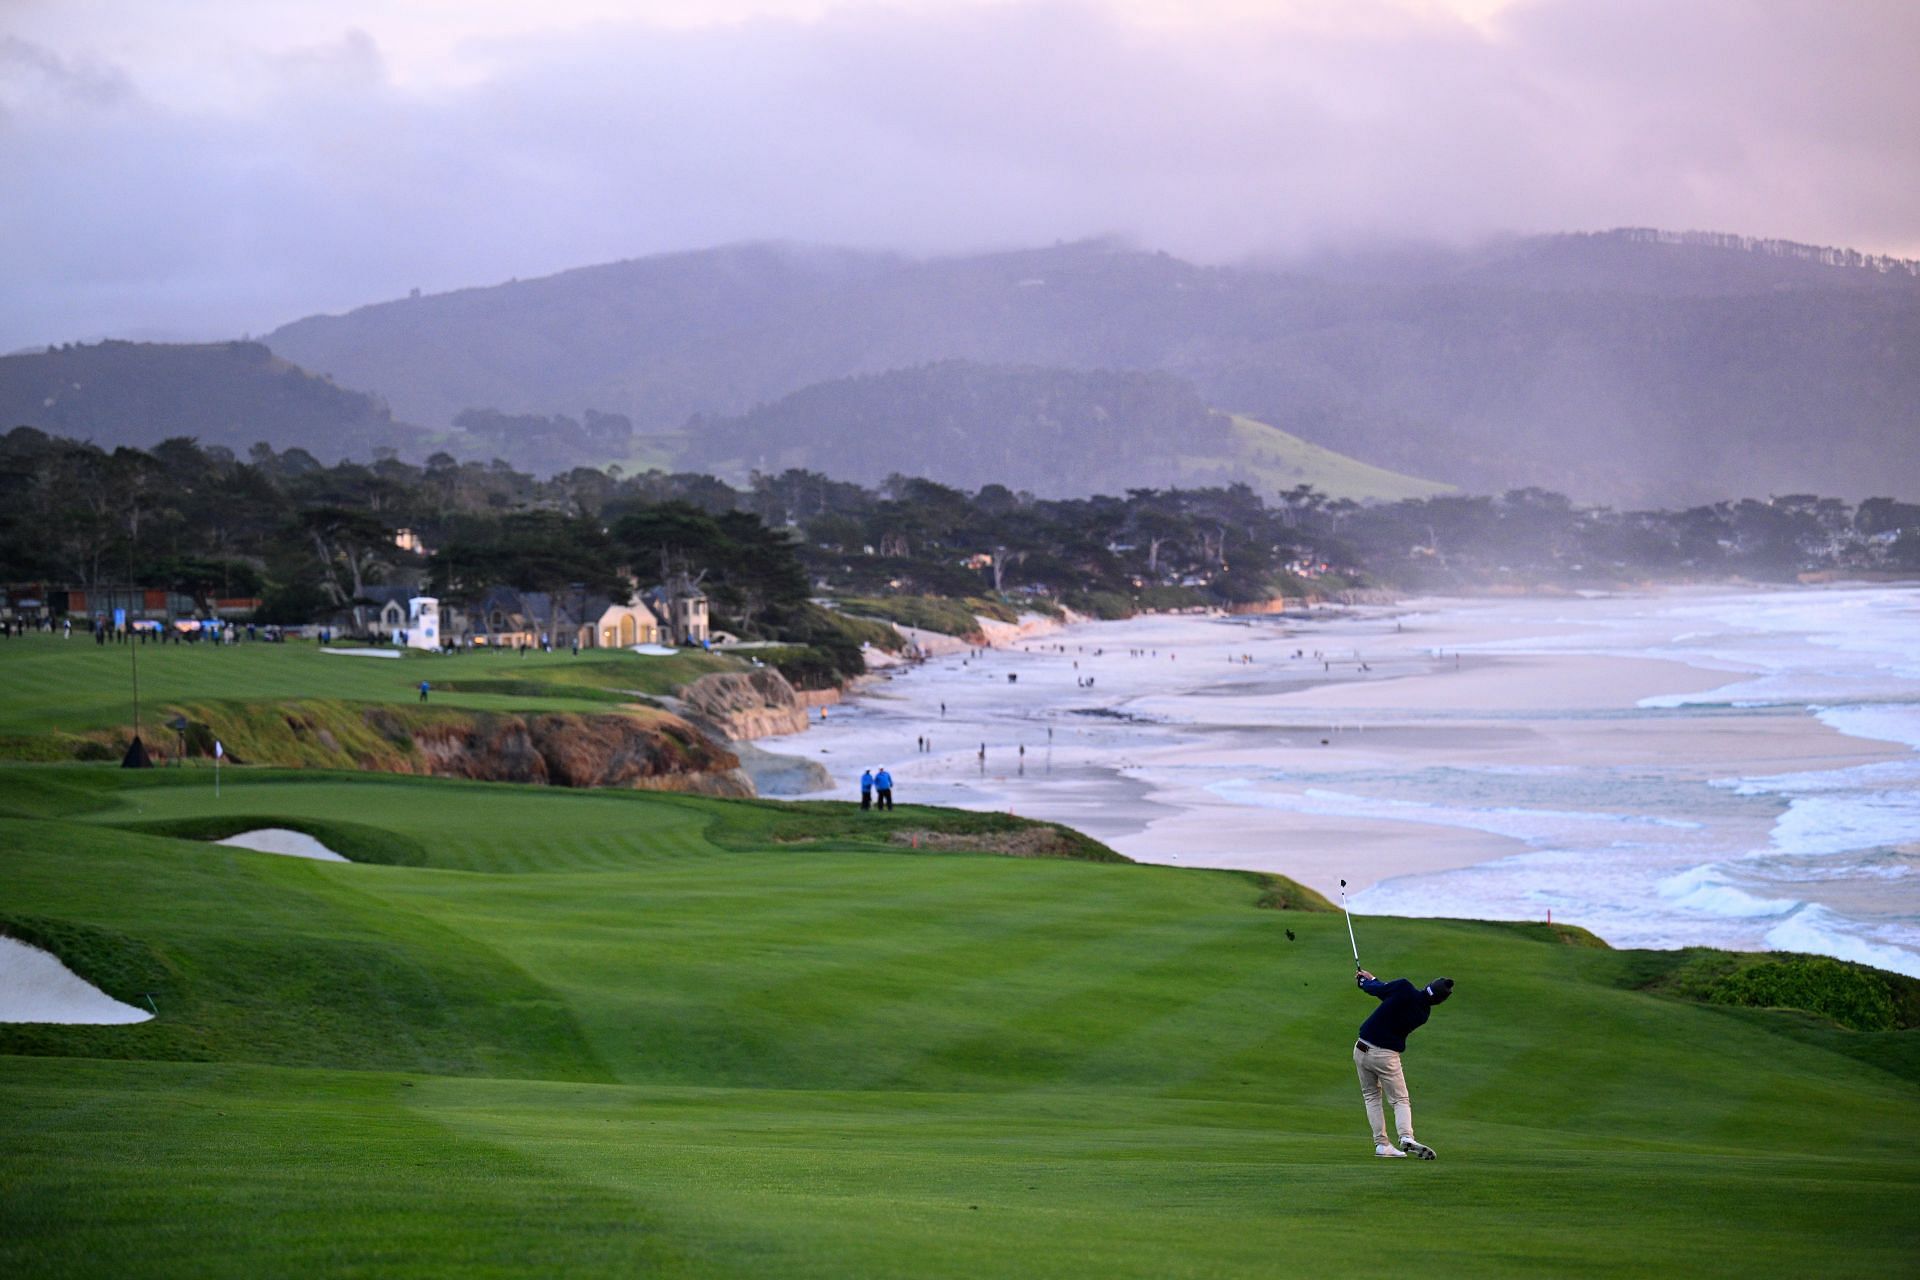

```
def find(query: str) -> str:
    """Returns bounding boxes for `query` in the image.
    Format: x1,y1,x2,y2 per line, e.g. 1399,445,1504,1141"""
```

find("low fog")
3,0,1918,349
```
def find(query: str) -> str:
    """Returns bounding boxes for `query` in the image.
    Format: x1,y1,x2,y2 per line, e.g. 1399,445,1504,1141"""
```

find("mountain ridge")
260,230,1920,504
3,231,1912,504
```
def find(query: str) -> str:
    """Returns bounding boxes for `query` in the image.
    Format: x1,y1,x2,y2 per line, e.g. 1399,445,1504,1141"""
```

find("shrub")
1063,590,1134,620
766,643,864,690
837,596,983,637
1709,956,1899,1032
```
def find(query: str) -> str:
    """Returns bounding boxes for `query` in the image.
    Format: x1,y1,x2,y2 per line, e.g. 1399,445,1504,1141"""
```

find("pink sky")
4,0,1915,348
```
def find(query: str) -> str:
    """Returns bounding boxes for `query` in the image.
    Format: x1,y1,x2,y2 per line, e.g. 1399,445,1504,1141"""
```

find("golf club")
1339,878,1361,971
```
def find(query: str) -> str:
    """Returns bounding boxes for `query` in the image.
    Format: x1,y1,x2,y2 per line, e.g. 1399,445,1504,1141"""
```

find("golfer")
1353,970,1453,1160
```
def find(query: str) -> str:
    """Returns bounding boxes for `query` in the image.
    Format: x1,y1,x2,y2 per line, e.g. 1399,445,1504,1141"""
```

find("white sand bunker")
0,936,153,1024
216,828,350,862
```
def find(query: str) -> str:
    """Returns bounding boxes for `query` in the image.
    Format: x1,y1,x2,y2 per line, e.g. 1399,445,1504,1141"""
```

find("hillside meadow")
2,762,1916,1277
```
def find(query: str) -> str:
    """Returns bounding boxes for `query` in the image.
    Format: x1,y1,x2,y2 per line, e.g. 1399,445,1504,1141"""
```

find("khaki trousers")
1353,1042,1414,1147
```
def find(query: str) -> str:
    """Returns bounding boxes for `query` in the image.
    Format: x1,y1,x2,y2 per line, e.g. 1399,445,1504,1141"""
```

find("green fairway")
0,633,735,737
3,765,1916,1277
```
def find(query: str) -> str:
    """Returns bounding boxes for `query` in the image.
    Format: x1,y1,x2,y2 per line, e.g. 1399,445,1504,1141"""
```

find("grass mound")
888,825,1114,860
1628,947,1919,1032
1246,871,1337,912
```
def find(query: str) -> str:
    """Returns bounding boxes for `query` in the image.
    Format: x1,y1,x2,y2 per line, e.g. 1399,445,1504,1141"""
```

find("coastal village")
0,572,713,651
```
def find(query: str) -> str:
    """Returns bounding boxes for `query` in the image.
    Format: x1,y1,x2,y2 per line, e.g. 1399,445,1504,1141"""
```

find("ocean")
1313,588,1920,976
759,586,1920,977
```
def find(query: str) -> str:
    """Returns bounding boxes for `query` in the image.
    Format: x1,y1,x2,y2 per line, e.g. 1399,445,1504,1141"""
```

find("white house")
401,596,441,650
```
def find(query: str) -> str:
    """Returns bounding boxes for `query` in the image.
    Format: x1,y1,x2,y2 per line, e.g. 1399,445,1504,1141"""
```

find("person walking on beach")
860,769,874,811
1353,970,1453,1160
875,767,894,810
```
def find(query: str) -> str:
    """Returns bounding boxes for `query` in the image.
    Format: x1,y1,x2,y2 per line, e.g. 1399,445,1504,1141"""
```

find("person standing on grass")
1353,970,1453,1160
419,680,430,703
875,767,894,810
860,769,874,811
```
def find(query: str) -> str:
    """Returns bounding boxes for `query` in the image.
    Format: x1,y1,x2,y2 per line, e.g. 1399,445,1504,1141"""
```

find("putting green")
3,766,1916,1277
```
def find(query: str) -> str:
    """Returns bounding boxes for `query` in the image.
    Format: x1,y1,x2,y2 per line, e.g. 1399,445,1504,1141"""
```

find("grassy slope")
2,766,1916,1277
0,633,736,755
1190,414,1455,502
835,596,1018,637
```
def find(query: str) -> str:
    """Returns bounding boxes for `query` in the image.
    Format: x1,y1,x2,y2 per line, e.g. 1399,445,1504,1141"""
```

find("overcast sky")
4,0,1916,351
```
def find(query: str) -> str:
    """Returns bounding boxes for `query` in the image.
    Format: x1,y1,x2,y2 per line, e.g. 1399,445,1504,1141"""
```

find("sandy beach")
759,588,1920,973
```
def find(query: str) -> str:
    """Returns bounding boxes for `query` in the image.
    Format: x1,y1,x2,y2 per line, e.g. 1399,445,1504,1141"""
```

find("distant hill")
265,231,1920,504
683,361,1447,499
1194,415,1451,502
0,340,425,460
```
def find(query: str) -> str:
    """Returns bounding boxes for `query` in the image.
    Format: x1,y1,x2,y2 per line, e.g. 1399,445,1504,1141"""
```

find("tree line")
4,427,1916,647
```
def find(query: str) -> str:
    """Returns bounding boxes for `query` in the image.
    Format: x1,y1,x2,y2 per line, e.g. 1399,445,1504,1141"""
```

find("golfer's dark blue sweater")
1356,978,1432,1053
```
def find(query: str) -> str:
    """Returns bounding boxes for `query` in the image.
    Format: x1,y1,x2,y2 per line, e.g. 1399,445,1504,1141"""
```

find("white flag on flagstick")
214,740,224,759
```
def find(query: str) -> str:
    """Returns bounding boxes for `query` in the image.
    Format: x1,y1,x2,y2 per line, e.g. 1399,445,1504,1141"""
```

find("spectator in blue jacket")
874,767,894,810
1353,970,1453,1159
859,770,874,811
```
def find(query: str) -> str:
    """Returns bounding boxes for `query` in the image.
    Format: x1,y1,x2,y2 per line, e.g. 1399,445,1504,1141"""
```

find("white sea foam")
1762,793,1920,859
1209,779,1698,844
1714,706,1920,862
1746,858,1913,885
1656,865,1800,919
1635,590,1920,707
1813,703,1920,752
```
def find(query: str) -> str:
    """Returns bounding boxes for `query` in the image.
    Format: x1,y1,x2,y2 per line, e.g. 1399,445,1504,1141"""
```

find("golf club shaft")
1340,889,1360,969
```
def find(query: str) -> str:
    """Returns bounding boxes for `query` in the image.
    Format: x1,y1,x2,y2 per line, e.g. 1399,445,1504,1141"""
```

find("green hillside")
3,765,1915,1277
1201,414,1454,502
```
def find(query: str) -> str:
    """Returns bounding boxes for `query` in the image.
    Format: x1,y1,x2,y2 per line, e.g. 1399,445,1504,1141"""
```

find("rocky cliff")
674,669,812,740
122,700,752,797
404,710,750,795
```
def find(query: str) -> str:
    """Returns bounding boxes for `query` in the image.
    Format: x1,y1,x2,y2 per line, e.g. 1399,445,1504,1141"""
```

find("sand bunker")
216,828,350,862
0,937,153,1024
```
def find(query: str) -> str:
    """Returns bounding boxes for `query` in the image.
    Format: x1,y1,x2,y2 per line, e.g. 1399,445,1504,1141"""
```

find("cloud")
2,0,1916,350
0,36,138,113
